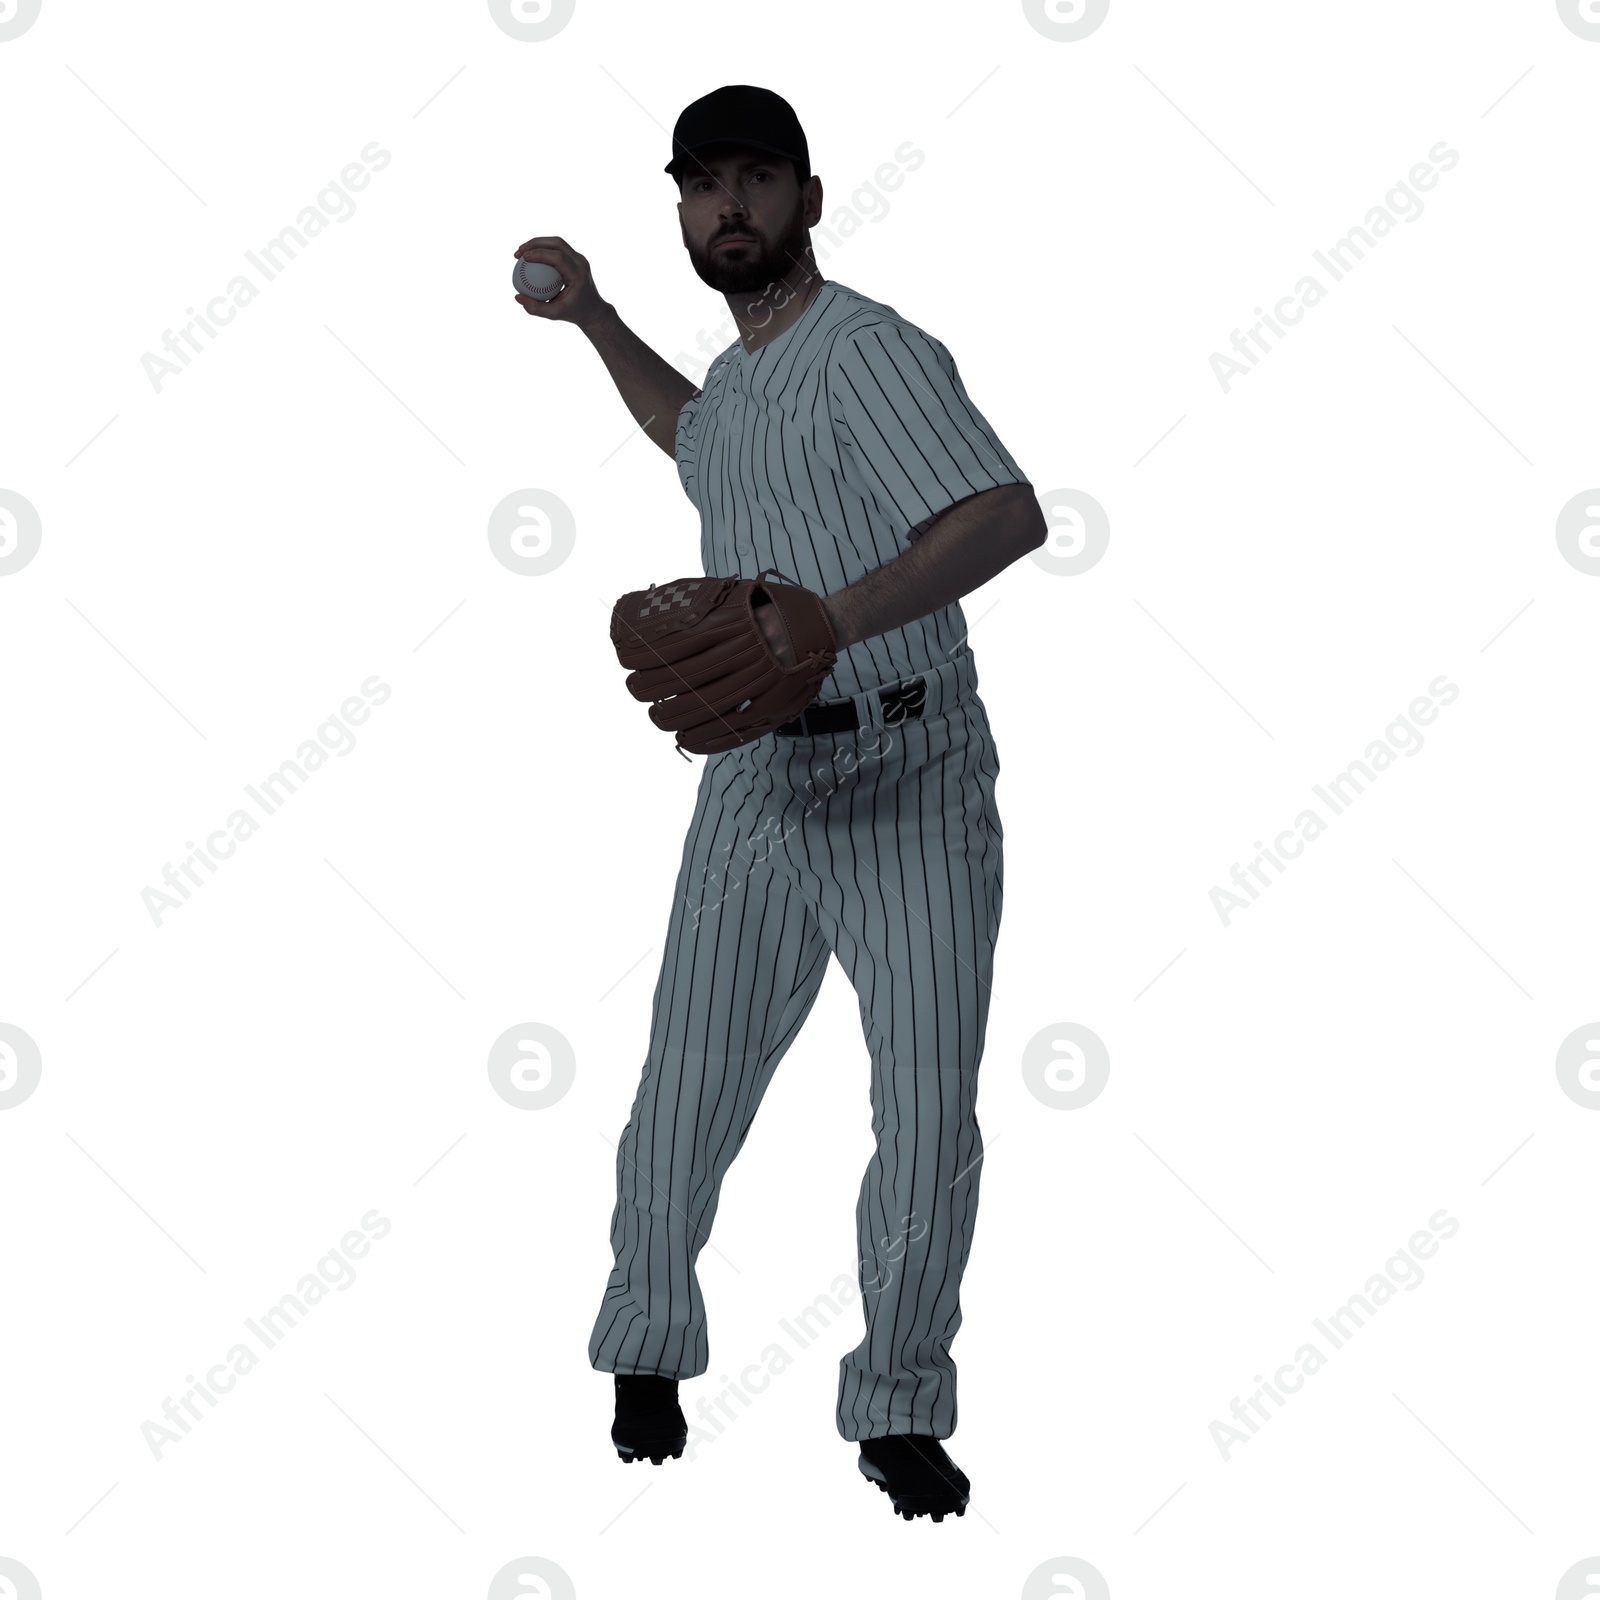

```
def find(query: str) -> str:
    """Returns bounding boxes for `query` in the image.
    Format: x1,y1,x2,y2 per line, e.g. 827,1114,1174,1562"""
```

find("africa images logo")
1209,143,1460,393
1209,676,1459,926
1209,1209,1460,1460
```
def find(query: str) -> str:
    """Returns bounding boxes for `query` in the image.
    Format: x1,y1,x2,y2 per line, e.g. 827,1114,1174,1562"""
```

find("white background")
2,1,1597,1597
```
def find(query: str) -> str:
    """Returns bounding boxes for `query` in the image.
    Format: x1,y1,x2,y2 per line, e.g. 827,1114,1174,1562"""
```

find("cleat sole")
615,1442,685,1465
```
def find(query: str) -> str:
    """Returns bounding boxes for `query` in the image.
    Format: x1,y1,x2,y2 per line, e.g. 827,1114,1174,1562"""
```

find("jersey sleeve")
827,321,1029,541
674,385,703,505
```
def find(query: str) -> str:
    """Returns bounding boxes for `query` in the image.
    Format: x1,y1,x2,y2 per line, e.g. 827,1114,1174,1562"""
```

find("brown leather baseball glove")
610,568,840,755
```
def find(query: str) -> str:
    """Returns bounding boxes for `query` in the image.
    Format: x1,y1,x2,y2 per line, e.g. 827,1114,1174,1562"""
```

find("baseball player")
514,84,1045,1523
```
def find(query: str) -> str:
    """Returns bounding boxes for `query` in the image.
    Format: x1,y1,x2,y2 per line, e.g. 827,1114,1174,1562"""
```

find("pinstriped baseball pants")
588,654,1003,1441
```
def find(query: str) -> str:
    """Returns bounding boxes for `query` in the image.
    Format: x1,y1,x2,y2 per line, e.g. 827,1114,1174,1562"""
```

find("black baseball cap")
664,84,809,184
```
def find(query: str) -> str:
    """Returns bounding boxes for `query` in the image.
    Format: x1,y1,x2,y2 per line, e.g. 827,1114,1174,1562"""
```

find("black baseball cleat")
610,1374,687,1465
857,1432,970,1522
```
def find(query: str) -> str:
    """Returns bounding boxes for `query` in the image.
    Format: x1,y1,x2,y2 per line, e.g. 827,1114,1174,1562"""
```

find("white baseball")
513,258,565,301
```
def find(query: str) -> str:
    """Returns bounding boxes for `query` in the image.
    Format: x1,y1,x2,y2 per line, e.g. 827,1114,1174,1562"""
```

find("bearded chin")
690,211,808,293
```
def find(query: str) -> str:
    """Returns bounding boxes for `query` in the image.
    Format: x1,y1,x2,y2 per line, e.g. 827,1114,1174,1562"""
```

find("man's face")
678,147,822,294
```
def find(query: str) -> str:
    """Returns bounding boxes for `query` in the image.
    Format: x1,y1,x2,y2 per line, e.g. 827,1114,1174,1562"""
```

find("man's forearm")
582,304,700,459
823,483,1047,650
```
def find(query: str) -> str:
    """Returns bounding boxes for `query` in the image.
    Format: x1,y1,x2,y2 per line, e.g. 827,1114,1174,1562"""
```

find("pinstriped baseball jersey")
674,279,1030,701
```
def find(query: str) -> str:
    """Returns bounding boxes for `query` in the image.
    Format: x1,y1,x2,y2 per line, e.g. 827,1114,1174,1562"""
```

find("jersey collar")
736,278,835,365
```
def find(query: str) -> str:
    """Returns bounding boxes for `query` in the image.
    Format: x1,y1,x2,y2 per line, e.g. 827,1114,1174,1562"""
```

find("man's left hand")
753,595,796,668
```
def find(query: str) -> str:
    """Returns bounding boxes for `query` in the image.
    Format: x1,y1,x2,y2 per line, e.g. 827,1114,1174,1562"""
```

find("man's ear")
804,176,824,227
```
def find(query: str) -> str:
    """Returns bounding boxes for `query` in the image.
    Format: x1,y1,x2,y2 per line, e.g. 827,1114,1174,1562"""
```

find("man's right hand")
514,236,697,461
512,236,609,331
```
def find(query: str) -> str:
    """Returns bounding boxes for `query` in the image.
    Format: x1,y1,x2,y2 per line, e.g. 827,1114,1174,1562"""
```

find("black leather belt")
775,677,927,736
